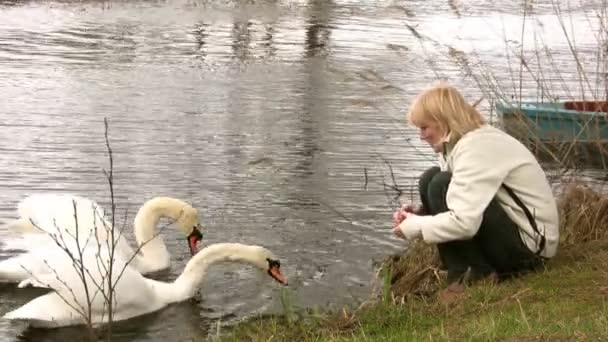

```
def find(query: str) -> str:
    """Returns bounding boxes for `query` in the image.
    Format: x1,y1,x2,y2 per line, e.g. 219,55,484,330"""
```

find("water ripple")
0,0,605,340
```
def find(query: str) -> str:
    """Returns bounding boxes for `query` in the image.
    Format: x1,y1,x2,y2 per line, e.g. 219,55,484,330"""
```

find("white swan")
0,193,204,282
2,242,287,328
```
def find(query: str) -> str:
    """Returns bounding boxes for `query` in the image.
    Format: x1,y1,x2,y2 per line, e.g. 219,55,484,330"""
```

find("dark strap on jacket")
502,184,546,256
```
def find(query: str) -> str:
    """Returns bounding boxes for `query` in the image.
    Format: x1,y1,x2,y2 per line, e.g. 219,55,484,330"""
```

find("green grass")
218,239,608,341
214,4,608,339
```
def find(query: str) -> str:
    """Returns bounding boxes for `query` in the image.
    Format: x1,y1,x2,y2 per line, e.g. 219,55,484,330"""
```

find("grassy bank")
216,182,608,341
217,3,608,340
220,241,608,341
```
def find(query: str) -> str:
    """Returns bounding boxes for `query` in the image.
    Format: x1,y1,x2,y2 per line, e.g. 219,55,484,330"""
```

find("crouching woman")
393,83,559,285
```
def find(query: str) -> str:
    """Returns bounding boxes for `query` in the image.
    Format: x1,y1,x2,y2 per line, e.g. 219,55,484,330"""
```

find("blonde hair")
407,82,485,144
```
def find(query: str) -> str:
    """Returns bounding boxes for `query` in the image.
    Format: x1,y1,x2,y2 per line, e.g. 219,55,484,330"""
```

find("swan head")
145,197,204,255
248,246,288,286
174,205,203,256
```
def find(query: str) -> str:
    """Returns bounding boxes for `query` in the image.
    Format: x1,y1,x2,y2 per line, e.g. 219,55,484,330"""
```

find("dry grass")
221,234,608,341
382,2,608,302
376,240,442,300
377,180,608,302
218,168,608,341
558,180,608,245
220,3,608,340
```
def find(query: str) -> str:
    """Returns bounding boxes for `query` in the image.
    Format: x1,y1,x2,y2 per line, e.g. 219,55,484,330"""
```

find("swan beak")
187,228,203,256
269,265,288,286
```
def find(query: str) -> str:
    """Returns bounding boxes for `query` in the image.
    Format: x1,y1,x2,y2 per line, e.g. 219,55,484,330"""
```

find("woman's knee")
426,170,452,212
418,166,442,193
428,171,452,192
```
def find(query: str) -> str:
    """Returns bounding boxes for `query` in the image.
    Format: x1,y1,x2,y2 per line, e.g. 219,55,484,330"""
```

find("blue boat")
495,100,608,167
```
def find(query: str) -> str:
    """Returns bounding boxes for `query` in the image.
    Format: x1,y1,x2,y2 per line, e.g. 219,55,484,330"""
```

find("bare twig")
102,117,116,339
16,118,186,341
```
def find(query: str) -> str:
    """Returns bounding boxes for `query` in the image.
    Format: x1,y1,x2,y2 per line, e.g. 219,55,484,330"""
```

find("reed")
457,0,608,170
217,1,608,341
558,180,608,245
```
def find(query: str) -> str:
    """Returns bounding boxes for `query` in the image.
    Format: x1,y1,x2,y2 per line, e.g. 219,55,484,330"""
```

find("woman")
393,82,559,285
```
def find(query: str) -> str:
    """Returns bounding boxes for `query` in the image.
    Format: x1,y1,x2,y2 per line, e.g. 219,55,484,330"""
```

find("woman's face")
416,119,444,153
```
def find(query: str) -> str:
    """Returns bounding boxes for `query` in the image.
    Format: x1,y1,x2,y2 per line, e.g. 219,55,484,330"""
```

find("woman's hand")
392,208,408,226
392,203,424,240
392,224,406,239
392,207,411,240
392,203,422,226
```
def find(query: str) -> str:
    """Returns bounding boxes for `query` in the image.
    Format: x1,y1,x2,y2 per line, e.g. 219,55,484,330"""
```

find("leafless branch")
111,214,176,290
15,118,188,341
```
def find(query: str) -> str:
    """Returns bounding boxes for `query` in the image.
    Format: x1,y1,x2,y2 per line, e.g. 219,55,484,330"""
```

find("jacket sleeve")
401,138,511,243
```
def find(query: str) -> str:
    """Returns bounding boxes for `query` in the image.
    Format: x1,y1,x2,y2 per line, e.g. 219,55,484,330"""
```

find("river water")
0,0,605,340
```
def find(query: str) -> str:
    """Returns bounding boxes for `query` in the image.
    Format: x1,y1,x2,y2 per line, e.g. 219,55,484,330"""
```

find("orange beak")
188,234,199,256
187,227,203,256
268,265,288,285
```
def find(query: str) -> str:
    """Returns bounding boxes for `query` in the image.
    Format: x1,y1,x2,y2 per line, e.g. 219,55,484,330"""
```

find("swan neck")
132,198,187,271
133,197,188,243
170,243,263,302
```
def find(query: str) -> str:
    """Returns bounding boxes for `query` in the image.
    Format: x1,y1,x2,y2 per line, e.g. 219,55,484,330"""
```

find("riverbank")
217,181,608,341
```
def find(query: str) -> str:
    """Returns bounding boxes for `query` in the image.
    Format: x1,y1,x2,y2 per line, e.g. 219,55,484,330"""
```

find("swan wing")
6,193,168,276
0,252,51,283
4,240,162,327
0,239,86,283
8,192,141,260
0,218,37,234
13,193,107,238
1,233,53,252
2,247,126,328
1,193,152,283
3,292,86,328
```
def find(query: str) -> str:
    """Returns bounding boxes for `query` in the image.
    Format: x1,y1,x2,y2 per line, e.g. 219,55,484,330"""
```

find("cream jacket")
399,125,559,258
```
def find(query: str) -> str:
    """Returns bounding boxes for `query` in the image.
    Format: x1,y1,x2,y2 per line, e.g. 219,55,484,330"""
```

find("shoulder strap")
502,184,546,256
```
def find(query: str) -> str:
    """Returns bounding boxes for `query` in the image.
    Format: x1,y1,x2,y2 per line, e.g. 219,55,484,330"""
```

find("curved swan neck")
133,197,189,244
168,243,265,302
131,197,191,272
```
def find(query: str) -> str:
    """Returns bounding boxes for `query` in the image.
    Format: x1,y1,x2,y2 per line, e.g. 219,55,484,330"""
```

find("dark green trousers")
419,167,544,283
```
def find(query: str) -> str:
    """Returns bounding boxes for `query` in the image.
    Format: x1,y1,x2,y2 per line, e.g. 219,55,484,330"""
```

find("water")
0,0,605,340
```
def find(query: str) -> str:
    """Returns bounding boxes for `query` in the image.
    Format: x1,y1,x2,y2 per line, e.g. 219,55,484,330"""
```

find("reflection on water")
0,0,605,340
